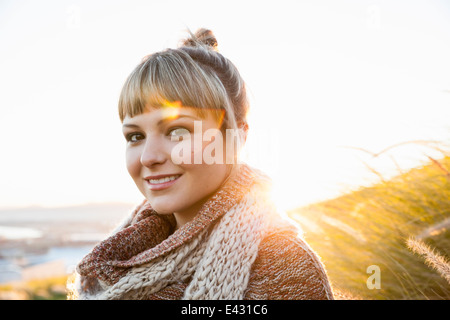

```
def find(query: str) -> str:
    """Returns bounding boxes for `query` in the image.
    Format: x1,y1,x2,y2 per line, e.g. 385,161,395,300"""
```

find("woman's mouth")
144,174,182,191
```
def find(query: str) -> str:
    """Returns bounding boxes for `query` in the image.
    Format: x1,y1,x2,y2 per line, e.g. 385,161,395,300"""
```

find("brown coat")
146,229,334,300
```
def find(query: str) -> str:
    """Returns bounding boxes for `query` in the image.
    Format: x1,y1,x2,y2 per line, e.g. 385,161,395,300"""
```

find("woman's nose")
140,135,167,167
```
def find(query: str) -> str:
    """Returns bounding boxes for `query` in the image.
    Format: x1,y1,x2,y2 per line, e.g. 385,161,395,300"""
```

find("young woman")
69,29,334,300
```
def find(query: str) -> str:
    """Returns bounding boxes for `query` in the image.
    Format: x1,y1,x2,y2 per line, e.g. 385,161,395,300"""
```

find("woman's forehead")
123,103,224,126
123,104,218,124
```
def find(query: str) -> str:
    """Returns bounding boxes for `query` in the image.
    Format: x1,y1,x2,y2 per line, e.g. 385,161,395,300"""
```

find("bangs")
118,50,228,127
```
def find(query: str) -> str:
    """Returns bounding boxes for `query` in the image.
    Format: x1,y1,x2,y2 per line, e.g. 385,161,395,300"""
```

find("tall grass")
288,143,450,300
0,276,68,300
406,237,450,285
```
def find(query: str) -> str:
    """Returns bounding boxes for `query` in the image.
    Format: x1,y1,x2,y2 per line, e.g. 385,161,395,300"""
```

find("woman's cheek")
169,137,202,165
126,147,142,179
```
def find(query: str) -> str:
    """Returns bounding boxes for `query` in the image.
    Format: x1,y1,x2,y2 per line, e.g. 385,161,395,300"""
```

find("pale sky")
1,0,450,210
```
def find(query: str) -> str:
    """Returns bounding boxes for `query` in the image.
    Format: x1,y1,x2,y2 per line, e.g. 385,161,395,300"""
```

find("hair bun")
182,28,218,51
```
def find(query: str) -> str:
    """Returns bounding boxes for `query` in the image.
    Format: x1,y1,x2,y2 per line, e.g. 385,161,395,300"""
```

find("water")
0,245,93,284
26,246,93,269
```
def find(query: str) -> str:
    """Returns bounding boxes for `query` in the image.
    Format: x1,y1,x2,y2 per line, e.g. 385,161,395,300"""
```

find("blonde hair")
118,28,249,137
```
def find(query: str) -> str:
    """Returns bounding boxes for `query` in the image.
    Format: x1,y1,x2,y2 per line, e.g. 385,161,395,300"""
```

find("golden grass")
406,237,450,285
289,151,450,300
0,275,69,300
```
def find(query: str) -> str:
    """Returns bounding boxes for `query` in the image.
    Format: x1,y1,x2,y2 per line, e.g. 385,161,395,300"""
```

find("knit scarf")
71,164,296,300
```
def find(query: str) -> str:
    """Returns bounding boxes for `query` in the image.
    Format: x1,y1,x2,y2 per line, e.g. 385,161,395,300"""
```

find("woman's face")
122,106,230,227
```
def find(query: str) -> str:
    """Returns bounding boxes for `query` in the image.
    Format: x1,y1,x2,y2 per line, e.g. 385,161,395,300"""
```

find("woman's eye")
168,127,191,140
126,133,144,143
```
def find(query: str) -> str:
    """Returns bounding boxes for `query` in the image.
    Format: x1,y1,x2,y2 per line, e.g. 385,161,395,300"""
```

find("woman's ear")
239,122,249,144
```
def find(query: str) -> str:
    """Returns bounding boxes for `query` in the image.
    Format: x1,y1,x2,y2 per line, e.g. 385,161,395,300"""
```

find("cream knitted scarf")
71,164,297,300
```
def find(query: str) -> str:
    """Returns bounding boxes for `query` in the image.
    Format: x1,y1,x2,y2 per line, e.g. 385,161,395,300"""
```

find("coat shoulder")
245,229,335,300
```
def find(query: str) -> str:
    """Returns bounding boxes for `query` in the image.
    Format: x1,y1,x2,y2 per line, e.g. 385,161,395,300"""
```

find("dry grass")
289,144,450,300
406,237,450,285
0,275,69,300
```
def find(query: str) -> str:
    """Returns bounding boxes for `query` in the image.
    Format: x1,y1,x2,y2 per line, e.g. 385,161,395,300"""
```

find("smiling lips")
144,174,182,190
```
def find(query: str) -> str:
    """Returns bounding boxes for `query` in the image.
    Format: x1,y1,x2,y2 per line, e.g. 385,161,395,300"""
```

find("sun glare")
161,100,182,120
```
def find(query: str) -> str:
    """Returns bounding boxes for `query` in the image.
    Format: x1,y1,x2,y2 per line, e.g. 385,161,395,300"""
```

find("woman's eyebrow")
122,123,140,129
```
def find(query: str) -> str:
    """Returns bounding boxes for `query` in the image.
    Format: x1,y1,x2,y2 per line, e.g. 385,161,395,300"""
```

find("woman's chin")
147,200,179,215
150,205,174,215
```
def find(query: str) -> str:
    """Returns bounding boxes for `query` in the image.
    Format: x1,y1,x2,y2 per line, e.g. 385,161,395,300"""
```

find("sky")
1,0,450,210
